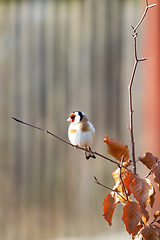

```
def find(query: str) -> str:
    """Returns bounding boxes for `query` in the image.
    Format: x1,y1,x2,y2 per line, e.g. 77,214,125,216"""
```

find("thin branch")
119,156,129,201
128,1,156,174
94,176,127,202
12,117,131,171
94,150,128,170
134,2,157,31
145,169,153,178
149,214,160,225
12,117,73,147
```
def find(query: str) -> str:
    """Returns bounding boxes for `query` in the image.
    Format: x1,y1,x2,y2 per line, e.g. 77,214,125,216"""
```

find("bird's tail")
85,147,96,160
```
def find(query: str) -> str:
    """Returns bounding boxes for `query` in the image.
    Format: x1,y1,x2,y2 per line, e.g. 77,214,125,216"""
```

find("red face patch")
70,113,76,122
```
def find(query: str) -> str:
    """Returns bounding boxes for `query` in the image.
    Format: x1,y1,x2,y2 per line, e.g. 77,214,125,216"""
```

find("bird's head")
67,111,88,123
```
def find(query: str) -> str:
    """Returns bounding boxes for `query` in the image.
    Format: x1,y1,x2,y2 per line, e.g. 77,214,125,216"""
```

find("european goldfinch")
67,111,96,159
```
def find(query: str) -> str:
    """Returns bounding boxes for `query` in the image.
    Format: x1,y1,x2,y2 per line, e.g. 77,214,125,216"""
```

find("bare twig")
145,169,153,178
12,117,73,146
134,1,157,31
119,156,129,201
12,117,130,170
94,176,127,202
149,214,160,225
128,0,156,174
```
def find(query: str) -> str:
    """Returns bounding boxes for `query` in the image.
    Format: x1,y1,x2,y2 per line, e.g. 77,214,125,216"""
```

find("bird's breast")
69,128,77,134
68,122,95,147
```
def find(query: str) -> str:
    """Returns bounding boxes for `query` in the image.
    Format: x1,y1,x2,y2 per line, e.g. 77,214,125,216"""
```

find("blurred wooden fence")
0,0,142,239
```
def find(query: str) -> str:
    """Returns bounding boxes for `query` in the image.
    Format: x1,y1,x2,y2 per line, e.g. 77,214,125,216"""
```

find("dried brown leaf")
139,152,158,170
142,210,150,225
123,172,136,196
153,225,160,237
112,185,128,203
112,167,130,183
130,176,151,206
122,201,142,234
152,161,160,190
123,173,153,222
131,224,143,239
147,186,155,208
141,225,160,240
103,192,119,226
104,135,130,162
129,176,152,222
112,167,130,194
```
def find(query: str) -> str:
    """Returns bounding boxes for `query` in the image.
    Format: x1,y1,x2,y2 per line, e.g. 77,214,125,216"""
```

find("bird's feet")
74,145,78,150
85,147,96,160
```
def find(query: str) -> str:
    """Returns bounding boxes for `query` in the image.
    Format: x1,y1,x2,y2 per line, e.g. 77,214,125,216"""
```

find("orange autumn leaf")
153,225,160,237
131,177,154,206
112,167,130,194
139,152,158,170
141,225,160,240
124,173,153,207
113,180,125,198
142,210,150,225
147,186,155,208
123,173,154,222
152,161,160,190
122,201,142,234
112,167,131,184
129,176,153,222
112,167,121,184
123,172,136,196
112,185,128,203
104,135,130,162
131,224,143,239
103,192,119,226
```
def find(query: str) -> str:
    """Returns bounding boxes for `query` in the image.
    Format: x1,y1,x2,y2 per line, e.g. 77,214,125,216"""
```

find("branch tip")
94,176,98,183
138,57,148,62
148,4,157,8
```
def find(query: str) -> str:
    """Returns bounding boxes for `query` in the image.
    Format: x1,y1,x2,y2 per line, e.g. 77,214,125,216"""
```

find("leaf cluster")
97,136,160,239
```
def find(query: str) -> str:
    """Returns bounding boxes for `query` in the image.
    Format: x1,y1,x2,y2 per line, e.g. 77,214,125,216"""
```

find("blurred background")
0,0,159,239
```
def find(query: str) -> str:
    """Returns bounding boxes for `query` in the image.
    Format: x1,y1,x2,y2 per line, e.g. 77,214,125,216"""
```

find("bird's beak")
66,117,71,121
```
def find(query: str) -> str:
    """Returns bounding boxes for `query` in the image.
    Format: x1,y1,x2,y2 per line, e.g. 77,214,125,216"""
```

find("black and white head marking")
73,111,84,122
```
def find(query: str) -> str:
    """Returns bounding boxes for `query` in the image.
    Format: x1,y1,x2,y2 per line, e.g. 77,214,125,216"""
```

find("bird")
67,111,96,159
